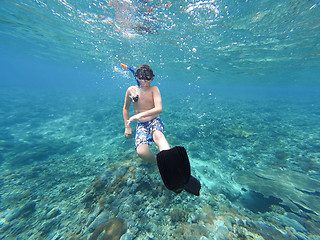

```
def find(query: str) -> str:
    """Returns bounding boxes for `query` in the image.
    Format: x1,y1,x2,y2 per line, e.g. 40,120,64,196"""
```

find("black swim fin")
184,175,201,196
156,146,201,196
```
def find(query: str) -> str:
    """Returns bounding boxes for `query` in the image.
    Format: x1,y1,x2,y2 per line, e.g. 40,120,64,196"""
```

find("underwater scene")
1,0,320,239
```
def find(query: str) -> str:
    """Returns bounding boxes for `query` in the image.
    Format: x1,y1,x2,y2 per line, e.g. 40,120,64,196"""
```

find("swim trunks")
135,117,164,149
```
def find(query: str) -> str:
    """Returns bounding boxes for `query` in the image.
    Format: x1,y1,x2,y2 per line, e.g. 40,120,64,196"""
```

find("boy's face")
137,77,153,88
134,67,154,88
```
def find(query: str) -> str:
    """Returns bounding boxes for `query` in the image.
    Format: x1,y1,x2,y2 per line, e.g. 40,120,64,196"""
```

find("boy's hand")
127,113,142,125
125,127,132,138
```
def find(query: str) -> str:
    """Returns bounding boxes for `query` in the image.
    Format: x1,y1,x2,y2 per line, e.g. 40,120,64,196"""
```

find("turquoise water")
1,0,320,239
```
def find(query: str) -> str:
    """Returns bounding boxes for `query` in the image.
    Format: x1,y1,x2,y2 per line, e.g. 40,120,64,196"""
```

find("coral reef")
1,91,320,239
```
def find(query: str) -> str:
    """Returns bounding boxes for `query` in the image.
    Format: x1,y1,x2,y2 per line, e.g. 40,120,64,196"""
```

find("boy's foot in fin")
156,146,201,196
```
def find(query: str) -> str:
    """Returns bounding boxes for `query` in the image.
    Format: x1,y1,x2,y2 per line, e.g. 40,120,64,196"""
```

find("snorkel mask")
120,63,155,103
134,67,155,81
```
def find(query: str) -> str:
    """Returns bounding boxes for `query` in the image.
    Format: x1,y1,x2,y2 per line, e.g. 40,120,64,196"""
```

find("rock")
88,218,127,240
233,168,320,219
86,204,103,227
213,220,231,240
170,208,188,223
40,218,59,237
277,215,307,233
5,201,36,221
44,208,61,220
120,232,135,240
45,230,62,240
87,210,110,233
200,236,209,240
214,226,230,240
253,221,287,240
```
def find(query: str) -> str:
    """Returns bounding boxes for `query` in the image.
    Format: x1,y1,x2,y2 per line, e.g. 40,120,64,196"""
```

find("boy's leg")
153,130,170,151
135,121,156,163
136,144,156,163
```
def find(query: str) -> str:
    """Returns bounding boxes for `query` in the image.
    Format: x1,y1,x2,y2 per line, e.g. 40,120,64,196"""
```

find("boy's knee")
153,130,164,142
153,130,170,151
136,146,149,158
136,145,156,163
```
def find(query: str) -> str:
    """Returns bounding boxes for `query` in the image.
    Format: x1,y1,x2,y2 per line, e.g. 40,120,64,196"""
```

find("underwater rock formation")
221,125,256,138
88,218,127,240
233,167,320,222
5,201,36,221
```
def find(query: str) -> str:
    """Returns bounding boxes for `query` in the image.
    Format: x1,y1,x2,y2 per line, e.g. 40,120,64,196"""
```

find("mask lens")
135,68,154,80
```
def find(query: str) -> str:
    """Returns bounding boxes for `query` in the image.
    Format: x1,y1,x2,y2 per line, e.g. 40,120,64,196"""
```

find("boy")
123,65,170,163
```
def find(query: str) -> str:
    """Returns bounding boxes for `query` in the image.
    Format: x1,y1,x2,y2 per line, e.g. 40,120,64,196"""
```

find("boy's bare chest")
136,89,154,110
139,90,153,103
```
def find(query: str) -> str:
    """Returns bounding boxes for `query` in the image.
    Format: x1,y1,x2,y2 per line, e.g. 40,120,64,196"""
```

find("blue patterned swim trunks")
135,117,164,149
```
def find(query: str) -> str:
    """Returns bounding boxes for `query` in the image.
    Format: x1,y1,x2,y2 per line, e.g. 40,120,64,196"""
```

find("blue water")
1,0,320,239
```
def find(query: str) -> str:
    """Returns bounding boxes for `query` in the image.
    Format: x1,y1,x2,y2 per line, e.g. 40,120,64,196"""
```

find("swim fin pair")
156,146,201,196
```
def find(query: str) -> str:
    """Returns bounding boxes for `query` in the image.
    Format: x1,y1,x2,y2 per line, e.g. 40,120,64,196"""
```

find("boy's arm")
123,89,132,138
127,87,162,124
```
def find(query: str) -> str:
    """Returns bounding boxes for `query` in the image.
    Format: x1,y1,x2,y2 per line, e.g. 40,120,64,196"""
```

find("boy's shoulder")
146,86,160,94
127,85,137,91
150,86,159,91
127,85,159,91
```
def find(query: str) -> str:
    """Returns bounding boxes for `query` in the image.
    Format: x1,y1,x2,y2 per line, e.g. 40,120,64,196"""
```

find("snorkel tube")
120,63,140,102
120,63,140,88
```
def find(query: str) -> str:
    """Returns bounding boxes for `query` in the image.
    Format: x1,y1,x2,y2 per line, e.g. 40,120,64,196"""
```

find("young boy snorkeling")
123,65,170,163
122,64,201,196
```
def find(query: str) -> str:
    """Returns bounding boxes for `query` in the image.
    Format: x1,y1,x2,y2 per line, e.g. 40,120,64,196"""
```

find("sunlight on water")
1,0,319,84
